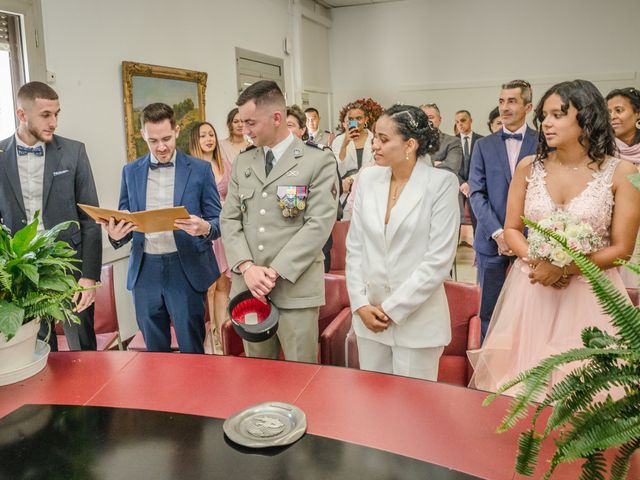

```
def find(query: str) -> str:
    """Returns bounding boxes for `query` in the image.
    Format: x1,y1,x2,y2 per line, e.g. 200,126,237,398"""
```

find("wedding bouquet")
527,211,603,267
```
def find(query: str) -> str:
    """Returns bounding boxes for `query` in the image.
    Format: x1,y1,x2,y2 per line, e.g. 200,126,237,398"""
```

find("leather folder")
78,204,190,233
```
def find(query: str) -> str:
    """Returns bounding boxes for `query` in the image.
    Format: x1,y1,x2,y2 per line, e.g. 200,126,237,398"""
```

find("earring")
405,153,409,161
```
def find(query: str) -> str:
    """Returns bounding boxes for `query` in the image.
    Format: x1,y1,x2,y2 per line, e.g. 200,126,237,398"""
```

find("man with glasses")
468,80,538,341
455,110,483,230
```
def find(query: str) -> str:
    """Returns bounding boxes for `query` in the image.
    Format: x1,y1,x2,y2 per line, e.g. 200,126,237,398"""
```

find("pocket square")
53,169,69,176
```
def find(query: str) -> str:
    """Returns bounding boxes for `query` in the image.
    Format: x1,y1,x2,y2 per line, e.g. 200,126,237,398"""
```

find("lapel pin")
293,148,302,157
287,170,299,177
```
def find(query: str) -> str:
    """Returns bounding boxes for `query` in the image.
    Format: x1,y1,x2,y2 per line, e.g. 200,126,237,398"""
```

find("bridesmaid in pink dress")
189,122,232,352
219,108,250,165
468,80,640,397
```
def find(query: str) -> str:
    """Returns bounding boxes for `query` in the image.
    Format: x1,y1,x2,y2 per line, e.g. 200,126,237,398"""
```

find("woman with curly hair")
469,80,640,396
331,102,374,218
346,104,460,380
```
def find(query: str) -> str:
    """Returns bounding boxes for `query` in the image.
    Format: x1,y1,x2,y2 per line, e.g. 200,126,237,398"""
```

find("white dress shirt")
15,134,46,232
502,123,527,174
264,132,295,167
144,151,178,254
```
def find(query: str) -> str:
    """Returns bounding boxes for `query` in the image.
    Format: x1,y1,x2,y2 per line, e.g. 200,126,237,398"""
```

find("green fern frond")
558,414,640,462
514,429,542,476
610,439,640,480
578,451,607,480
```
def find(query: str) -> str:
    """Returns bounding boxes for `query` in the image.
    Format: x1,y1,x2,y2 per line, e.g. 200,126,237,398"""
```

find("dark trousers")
38,305,96,351
322,235,333,273
132,252,207,354
476,252,513,343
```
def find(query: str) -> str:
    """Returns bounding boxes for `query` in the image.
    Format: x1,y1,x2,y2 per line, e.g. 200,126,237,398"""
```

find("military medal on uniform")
276,185,308,218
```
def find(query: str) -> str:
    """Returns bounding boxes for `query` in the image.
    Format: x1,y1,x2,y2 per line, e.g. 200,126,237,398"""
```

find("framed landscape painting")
122,61,208,161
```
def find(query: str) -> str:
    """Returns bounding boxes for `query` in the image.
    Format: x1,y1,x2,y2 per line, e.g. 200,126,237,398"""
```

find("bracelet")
240,262,254,275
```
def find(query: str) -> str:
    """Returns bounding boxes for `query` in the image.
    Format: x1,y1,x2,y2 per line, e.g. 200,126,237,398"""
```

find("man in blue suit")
469,80,538,341
102,103,221,353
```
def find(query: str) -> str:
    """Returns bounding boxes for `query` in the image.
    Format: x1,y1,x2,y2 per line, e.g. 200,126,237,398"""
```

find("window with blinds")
0,11,26,138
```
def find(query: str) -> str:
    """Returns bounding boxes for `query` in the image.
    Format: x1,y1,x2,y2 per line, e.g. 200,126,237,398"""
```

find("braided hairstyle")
383,104,440,157
533,79,616,167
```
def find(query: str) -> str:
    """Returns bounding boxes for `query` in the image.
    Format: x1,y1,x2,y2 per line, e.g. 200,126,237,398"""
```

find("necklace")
557,158,589,171
391,178,409,202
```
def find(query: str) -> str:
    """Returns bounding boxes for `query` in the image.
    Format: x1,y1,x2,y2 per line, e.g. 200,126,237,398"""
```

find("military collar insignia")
293,147,303,158
241,144,257,153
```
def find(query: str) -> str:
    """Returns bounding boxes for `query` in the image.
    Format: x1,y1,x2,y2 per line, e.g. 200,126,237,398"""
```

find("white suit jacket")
331,129,374,178
346,160,460,348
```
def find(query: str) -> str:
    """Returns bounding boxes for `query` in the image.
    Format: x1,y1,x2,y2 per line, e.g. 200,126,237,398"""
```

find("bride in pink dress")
468,80,640,397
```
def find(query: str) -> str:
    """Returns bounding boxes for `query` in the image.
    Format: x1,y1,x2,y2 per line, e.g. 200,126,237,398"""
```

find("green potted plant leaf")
0,211,82,384
484,172,640,480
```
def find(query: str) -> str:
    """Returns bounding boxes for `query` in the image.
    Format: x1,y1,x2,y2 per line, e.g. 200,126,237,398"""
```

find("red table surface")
0,352,637,480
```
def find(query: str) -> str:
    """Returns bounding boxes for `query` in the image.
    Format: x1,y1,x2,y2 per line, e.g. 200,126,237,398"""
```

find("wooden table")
0,352,636,479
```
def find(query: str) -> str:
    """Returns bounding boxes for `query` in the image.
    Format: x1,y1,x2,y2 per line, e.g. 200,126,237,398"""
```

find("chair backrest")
442,281,480,356
329,220,350,273
94,264,118,334
54,264,118,335
319,274,350,333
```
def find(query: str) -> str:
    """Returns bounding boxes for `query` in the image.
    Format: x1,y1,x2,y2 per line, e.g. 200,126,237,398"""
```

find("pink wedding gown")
468,157,630,397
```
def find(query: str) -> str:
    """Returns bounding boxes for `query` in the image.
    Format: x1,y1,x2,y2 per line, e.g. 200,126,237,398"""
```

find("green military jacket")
221,136,339,309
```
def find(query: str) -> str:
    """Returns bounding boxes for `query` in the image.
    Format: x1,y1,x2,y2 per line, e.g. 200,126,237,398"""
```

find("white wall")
40,0,295,338
329,0,640,135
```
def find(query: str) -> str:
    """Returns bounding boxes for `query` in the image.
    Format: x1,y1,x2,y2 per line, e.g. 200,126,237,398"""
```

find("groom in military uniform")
221,80,338,363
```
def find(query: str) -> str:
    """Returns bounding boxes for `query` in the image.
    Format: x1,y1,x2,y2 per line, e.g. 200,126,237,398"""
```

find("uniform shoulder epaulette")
240,144,257,154
305,140,332,151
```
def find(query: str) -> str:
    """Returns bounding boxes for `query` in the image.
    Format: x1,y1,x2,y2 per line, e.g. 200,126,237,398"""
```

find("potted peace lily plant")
0,211,81,381
485,172,640,480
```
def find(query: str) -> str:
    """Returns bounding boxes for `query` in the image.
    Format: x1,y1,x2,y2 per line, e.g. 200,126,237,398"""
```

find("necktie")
149,161,174,170
463,136,470,160
501,132,523,141
309,134,314,142
17,145,44,156
265,149,275,176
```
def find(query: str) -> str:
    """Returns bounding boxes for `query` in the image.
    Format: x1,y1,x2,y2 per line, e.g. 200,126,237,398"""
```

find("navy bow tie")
149,161,174,170
501,132,523,141
17,145,44,156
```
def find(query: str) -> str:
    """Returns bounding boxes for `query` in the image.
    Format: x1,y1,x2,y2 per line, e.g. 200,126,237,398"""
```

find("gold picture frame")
122,61,208,162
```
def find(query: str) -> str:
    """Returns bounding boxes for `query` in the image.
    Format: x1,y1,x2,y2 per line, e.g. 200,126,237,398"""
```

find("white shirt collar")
265,132,295,163
150,150,177,165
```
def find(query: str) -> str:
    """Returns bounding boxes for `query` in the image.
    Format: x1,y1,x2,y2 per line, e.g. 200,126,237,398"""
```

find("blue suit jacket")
468,127,538,256
112,151,221,291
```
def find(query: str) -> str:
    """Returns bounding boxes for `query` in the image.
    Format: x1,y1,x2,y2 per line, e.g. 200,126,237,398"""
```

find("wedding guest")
286,105,308,141
331,101,374,214
607,87,640,288
0,81,101,351
304,107,334,146
469,80,538,340
219,108,250,164
346,104,459,380
189,122,232,352
455,110,483,229
487,107,503,134
102,103,221,354
420,103,463,176
469,80,640,397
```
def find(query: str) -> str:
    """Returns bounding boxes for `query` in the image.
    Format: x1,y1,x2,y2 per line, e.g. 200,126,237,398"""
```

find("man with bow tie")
0,81,102,351
469,80,538,341
101,103,221,353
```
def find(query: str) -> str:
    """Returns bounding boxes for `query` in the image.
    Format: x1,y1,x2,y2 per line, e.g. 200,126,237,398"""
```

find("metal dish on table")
223,401,307,448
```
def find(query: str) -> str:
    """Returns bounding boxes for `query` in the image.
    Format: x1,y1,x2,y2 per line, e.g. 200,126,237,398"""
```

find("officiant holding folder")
101,103,221,353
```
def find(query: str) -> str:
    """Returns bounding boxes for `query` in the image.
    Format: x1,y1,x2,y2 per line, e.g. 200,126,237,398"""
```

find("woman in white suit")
346,105,460,380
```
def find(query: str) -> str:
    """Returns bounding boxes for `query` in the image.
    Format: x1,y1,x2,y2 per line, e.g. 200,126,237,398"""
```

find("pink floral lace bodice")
524,157,619,247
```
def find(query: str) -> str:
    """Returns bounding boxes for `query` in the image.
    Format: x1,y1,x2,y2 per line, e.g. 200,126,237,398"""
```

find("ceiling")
317,0,404,8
